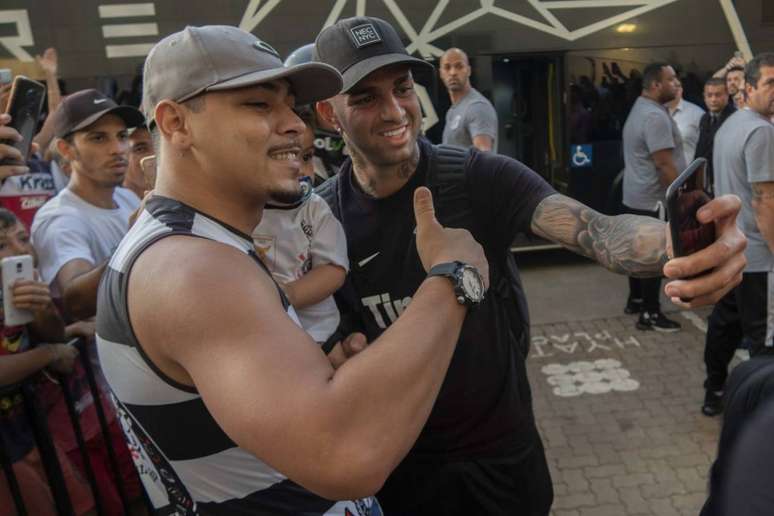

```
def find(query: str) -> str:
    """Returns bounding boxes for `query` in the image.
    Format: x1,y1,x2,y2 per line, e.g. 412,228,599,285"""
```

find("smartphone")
0,76,46,166
1,255,34,326
666,158,716,259
0,69,11,85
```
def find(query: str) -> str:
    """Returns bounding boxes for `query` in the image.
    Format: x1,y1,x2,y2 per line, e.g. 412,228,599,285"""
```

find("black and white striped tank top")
96,195,381,516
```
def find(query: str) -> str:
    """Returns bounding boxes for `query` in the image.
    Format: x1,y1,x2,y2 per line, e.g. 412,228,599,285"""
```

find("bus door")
492,54,566,190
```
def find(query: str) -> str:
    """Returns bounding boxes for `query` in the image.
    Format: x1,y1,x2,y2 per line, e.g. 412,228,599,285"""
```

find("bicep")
471,134,493,152
129,239,338,482
752,181,774,219
466,103,497,141
650,148,675,169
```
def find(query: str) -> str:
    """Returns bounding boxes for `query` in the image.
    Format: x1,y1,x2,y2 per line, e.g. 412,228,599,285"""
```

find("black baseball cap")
52,89,145,138
314,17,434,93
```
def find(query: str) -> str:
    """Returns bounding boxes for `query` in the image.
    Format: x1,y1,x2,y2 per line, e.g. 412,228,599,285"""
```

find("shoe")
636,311,682,332
702,390,724,416
624,298,644,314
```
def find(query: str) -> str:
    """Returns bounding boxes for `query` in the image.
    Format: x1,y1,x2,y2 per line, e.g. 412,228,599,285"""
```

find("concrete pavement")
517,251,735,516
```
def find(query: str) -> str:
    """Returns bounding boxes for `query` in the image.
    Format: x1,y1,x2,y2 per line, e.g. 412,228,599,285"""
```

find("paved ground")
517,250,736,516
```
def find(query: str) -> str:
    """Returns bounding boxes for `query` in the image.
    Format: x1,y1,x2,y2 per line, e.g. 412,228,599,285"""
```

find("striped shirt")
96,195,381,515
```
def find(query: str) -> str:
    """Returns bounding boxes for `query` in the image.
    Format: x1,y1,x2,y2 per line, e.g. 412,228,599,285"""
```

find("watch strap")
427,261,460,279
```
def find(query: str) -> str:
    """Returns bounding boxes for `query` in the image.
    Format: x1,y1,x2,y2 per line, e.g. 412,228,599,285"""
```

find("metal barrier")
0,337,152,516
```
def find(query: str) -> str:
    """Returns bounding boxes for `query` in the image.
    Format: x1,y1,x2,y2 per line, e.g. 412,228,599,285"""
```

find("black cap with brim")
66,106,146,136
340,52,434,92
52,89,147,138
206,61,342,105
314,16,435,94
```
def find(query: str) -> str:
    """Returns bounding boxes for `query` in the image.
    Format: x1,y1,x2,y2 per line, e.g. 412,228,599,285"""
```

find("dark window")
764,1,774,25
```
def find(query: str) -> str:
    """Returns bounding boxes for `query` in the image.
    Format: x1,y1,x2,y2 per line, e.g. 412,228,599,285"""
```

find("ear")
315,100,340,132
56,137,77,163
155,100,191,150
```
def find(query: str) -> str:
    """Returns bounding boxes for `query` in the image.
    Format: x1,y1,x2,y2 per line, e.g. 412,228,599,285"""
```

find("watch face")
460,267,484,302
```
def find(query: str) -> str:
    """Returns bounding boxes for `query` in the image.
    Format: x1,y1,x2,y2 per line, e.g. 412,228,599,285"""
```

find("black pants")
704,271,774,392
376,440,553,516
623,205,662,313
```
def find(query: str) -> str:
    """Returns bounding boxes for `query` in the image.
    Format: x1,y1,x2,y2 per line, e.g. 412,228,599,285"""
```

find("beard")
267,183,305,205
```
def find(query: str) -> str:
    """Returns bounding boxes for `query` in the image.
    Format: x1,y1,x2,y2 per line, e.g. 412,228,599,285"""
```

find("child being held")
252,110,348,344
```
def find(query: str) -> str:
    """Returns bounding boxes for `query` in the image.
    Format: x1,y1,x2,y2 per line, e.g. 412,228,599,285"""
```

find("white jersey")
253,193,349,342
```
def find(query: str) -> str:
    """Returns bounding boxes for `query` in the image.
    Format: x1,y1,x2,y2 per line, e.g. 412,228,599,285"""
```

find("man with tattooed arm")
313,16,746,516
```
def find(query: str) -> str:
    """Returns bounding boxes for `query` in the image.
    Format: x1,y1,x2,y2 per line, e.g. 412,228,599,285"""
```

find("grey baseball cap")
314,17,434,93
142,25,343,124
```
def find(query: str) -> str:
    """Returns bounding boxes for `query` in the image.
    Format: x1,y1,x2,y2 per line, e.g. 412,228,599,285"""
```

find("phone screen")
1,77,46,165
667,159,716,258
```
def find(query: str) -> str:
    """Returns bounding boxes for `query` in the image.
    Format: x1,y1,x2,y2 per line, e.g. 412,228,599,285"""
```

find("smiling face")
326,64,421,168
182,80,307,205
60,114,130,189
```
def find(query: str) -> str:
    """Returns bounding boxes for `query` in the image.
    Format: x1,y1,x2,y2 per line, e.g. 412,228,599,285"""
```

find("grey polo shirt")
623,96,686,211
714,108,774,272
442,88,498,152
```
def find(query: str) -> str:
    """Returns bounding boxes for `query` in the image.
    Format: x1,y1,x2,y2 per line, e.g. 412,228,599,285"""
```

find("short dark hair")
0,208,19,231
642,62,670,89
727,65,745,75
746,53,774,88
704,77,726,90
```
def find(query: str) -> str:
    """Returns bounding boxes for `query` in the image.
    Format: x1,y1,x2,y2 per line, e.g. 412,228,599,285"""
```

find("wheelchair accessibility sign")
571,144,592,168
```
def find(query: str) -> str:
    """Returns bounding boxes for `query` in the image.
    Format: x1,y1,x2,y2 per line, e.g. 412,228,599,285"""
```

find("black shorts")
376,440,553,516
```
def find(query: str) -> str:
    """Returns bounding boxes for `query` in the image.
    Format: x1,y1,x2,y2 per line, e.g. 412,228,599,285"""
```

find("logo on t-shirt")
450,114,461,130
350,24,381,48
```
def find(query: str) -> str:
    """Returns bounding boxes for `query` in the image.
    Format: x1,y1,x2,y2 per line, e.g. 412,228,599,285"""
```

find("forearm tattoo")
531,194,668,277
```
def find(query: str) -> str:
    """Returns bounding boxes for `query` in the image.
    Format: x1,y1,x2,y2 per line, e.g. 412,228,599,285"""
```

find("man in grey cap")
314,15,747,515
96,25,490,515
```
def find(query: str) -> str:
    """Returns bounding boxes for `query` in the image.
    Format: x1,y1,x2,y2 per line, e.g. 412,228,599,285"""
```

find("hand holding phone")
0,76,46,166
666,159,716,304
1,255,35,326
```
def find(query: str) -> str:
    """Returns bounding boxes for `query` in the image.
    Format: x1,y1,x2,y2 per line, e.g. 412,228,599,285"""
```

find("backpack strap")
427,144,475,229
428,143,531,358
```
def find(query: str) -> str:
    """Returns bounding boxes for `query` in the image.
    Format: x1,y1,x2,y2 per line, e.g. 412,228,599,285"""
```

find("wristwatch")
427,261,485,307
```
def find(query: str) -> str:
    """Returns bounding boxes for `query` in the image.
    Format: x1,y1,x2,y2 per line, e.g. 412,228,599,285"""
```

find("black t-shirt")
720,396,774,515
702,356,774,516
327,139,556,461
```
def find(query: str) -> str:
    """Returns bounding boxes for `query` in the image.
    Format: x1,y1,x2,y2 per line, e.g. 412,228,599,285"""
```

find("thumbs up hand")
413,187,489,290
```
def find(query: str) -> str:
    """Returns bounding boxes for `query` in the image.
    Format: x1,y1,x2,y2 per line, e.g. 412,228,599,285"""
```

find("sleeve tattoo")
531,194,668,277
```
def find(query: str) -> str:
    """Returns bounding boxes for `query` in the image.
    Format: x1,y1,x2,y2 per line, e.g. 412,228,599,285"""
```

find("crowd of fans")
0,25,768,515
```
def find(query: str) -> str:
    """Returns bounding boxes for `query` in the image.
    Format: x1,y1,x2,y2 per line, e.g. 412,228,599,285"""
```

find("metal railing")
0,337,151,516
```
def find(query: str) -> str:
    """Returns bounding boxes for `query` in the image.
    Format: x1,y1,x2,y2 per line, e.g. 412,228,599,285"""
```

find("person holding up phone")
701,53,774,417
0,206,96,516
